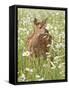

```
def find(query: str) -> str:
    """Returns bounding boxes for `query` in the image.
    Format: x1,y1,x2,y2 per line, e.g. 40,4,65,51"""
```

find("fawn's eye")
36,22,40,25
39,25,43,29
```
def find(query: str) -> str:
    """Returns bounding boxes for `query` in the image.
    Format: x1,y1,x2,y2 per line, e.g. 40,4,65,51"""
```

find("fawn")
27,18,52,58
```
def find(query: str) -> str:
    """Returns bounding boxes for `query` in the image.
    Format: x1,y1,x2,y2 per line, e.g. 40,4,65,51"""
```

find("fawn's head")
33,18,48,34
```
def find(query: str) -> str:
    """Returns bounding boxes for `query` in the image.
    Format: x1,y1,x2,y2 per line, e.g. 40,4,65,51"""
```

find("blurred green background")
18,8,65,82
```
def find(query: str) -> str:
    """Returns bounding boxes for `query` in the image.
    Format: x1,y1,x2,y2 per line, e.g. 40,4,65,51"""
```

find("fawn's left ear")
34,18,37,25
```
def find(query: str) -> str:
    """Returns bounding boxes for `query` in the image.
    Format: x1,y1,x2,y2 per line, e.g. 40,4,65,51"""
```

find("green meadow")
18,8,65,82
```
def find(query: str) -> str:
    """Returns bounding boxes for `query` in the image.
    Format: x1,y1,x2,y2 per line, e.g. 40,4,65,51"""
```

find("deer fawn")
27,18,52,58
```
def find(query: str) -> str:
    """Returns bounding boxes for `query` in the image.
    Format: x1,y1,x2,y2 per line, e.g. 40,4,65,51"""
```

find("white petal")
25,68,30,71
36,75,40,78
38,77,44,81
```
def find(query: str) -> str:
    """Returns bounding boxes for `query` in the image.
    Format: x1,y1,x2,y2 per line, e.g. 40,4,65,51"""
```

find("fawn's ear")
42,18,48,25
34,18,37,24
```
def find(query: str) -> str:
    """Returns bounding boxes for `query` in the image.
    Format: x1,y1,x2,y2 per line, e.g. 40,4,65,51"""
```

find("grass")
17,8,65,82
18,45,65,82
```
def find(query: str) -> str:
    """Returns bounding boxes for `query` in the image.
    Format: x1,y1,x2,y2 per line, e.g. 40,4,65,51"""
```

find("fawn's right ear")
42,18,48,25
34,18,37,25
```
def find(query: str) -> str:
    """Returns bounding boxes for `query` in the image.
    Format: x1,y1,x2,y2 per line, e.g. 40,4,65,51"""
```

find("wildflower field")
18,8,65,82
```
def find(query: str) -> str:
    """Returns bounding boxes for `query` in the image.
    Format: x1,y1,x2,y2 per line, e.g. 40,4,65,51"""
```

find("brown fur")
27,18,52,57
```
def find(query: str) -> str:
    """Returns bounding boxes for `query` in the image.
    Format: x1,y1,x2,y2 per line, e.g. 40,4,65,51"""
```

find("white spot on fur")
47,44,51,47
